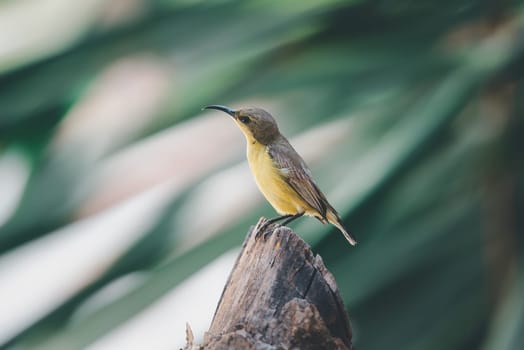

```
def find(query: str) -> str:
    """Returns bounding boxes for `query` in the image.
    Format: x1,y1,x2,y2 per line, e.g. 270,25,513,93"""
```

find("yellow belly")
247,142,311,215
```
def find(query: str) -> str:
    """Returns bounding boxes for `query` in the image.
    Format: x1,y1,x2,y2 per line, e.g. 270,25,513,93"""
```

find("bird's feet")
254,218,274,240
254,213,304,240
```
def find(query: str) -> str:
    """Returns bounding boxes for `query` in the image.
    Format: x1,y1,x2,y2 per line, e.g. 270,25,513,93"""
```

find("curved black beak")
203,105,236,117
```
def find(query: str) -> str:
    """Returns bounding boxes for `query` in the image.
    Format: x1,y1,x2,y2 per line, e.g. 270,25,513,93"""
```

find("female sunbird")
204,105,357,246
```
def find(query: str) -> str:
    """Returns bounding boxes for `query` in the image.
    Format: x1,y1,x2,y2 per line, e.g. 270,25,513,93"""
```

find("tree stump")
186,218,353,350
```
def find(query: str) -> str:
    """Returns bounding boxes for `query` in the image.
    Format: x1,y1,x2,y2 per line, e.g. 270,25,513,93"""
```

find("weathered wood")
196,218,353,350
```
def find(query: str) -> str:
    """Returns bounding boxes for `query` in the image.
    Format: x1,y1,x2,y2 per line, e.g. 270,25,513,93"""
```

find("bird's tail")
327,211,357,246
334,221,358,246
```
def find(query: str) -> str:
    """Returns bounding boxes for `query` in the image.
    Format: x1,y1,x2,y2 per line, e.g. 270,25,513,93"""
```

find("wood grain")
193,218,353,350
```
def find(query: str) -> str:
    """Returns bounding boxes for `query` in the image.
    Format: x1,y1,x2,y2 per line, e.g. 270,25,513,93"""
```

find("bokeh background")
1,0,523,349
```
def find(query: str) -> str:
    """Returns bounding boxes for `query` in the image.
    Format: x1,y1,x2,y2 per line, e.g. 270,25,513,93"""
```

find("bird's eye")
239,116,250,124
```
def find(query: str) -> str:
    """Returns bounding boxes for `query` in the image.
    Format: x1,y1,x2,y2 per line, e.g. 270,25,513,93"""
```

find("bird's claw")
262,226,274,241
255,219,273,240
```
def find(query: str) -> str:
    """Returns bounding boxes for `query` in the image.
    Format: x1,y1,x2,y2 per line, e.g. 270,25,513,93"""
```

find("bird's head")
204,105,280,145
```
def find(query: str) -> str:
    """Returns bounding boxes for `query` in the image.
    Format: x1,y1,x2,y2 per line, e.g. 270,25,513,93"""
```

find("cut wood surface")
186,218,353,350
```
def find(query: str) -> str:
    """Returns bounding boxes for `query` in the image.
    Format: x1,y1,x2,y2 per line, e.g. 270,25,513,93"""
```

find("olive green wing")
267,138,329,220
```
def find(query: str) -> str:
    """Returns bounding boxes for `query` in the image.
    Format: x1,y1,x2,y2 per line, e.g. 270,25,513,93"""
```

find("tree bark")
186,218,353,350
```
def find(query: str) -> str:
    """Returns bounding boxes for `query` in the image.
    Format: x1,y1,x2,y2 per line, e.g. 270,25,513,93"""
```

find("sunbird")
204,105,357,246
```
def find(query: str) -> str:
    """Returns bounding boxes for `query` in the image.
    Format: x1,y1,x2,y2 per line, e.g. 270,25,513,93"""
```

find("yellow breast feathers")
247,141,310,215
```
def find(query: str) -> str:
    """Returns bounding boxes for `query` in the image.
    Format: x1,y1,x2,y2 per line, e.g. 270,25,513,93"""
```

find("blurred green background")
1,0,523,349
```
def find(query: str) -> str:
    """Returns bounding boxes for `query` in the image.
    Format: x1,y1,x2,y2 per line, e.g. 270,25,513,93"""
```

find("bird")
203,105,357,246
